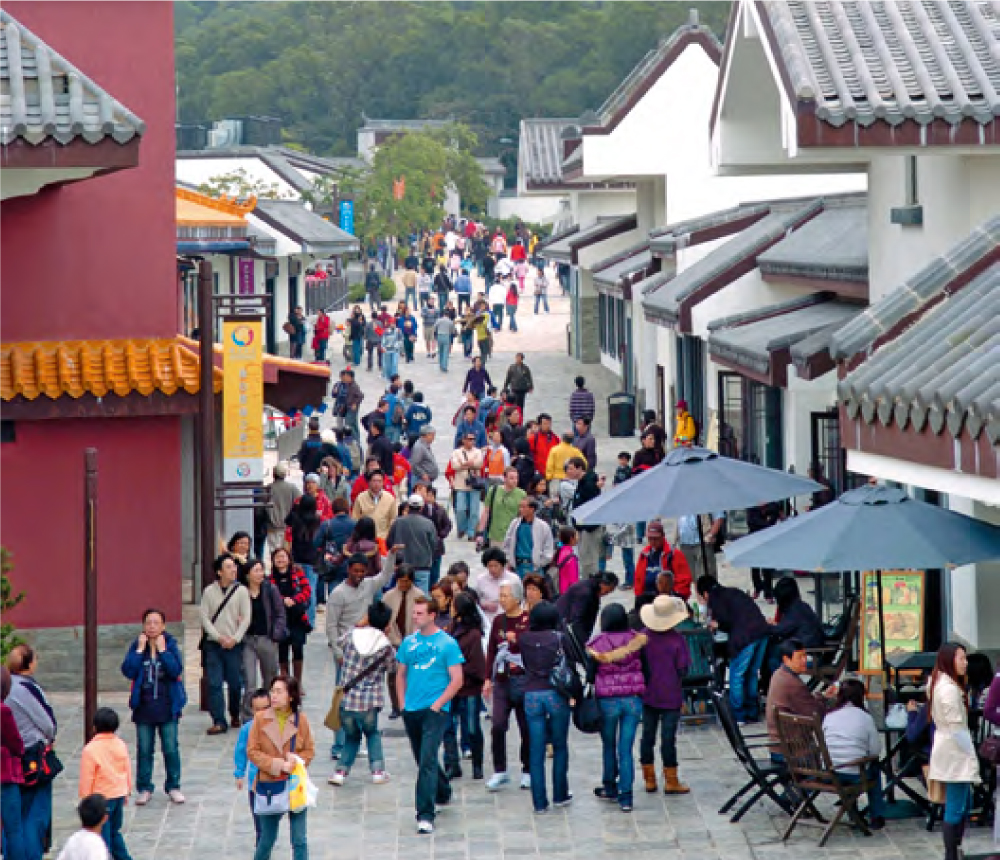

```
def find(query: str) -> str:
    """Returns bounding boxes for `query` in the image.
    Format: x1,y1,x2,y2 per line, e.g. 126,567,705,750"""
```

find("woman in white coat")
927,642,980,860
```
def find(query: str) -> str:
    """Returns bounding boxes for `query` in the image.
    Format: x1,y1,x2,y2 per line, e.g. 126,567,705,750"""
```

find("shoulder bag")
549,632,582,702
324,648,393,732
198,583,242,652
464,451,486,492
254,715,299,816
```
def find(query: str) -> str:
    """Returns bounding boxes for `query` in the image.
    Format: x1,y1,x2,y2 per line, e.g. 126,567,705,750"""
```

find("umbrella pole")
697,516,710,579
876,569,889,693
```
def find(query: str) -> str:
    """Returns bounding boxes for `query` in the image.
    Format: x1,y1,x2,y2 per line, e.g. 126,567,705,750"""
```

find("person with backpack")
527,414,559,478
481,430,511,490
502,354,534,411
364,316,383,372
476,466,525,551
632,521,692,600
550,526,581,596
672,400,697,447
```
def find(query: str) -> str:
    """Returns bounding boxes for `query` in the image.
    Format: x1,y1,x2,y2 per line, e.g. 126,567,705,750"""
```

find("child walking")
56,794,110,860
235,689,271,845
79,708,133,860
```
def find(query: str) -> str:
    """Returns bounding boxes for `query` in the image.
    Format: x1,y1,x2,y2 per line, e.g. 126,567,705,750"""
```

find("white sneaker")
371,771,390,785
328,771,347,786
520,773,531,790
417,820,434,835
167,790,185,804
135,791,151,806
462,749,473,759
486,772,510,791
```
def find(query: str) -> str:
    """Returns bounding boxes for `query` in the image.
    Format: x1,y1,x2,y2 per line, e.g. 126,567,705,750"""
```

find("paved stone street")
43,287,994,859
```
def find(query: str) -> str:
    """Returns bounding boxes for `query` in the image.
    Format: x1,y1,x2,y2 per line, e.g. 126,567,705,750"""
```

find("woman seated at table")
764,577,825,682
821,678,886,830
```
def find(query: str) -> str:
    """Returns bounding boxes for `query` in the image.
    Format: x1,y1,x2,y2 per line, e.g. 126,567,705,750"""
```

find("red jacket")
633,541,692,600
528,430,559,476
313,313,331,343
1,703,24,785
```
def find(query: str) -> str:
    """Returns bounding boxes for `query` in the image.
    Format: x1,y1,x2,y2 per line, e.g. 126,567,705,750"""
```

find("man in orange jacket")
633,521,692,600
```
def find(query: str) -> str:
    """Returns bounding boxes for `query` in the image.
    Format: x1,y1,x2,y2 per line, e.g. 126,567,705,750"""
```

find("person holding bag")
239,560,288,722
248,676,315,860
928,642,980,860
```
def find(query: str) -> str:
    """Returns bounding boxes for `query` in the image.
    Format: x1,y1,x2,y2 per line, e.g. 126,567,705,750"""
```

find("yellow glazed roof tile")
176,188,255,227
1,338,223,401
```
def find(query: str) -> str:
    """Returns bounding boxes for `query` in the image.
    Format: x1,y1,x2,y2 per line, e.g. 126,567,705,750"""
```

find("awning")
539,214,637,264
708,294,861,388
592,242,653,298
252,199,359,256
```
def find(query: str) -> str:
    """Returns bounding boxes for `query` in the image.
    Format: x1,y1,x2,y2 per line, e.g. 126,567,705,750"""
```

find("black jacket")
708,585,770,656
556,578,602,642
297,433,325,474
367,433,394,477
773,598,825,649
512,454,537,492
747,502,781,533
570,470,602,533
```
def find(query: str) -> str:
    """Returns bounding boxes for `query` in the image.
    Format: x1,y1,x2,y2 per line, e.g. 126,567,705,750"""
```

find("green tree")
197,168,292,201
1,547,24,661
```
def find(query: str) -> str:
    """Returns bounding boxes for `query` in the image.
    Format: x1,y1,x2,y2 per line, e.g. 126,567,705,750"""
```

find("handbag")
198,583,242,652
573,684,604,735
980,733,1000,766
254,715,299,816
463,451,486,492
549,633,582,701
324,648,393,732
21,740,63,788
922,765,946,805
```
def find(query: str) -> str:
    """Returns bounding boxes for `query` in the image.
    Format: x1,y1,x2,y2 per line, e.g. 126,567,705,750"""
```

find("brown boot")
642,764,658,793
292,660,305,695
662,767,690,795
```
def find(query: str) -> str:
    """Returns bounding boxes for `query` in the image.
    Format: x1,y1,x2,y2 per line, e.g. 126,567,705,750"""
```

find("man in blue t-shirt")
396,597,464,834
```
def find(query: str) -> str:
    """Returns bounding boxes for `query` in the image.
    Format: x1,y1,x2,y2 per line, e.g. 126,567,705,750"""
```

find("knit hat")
304,472,320,485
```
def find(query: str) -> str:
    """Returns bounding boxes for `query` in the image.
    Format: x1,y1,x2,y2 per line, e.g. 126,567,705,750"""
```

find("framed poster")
859,570,925,674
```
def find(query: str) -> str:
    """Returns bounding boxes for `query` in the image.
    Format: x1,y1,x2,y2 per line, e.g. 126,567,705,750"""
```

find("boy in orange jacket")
79,708,133,859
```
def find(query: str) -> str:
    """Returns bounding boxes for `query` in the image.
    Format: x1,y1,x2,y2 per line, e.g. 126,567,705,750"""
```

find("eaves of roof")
539,215,638,265
649,202,772,257
252,199,359,255
757,201,868,283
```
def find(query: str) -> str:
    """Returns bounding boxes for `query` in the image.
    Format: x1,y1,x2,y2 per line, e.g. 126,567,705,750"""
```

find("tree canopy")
175,1,730,159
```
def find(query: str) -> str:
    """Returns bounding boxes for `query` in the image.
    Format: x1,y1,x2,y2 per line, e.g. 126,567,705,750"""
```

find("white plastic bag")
884,703,908,730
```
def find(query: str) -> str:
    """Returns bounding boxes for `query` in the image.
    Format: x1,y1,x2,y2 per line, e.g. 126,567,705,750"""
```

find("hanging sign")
339,199,354,235
222,318,264,483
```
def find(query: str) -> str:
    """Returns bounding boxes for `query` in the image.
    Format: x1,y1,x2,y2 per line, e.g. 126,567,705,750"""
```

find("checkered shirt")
339,633,396,713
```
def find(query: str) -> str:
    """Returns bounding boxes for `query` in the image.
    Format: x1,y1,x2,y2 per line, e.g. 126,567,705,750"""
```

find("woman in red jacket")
312,310,332,362
1,666,27,860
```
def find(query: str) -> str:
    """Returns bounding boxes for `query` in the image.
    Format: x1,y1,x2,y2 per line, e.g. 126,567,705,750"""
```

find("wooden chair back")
775,711,836,790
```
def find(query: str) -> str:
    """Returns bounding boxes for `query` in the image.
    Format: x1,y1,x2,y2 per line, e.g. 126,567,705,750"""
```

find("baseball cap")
407,493,424,508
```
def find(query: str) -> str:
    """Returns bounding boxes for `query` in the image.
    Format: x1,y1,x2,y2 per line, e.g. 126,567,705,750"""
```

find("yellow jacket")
674,412,696,447
546,442,585,481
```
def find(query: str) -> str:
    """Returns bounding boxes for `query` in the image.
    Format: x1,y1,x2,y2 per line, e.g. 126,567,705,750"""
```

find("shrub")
1,547,24,661
347,277,397,304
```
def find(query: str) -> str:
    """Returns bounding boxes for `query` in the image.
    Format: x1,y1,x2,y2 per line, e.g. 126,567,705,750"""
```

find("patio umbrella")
724,484,1000,672
570,446,822,579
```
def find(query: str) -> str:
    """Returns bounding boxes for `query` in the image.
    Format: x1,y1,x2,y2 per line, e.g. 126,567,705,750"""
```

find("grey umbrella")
724,484,1000,672
571,446,823,525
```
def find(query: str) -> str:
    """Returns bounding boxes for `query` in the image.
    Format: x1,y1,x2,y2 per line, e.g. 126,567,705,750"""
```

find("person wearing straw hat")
637,596,691,795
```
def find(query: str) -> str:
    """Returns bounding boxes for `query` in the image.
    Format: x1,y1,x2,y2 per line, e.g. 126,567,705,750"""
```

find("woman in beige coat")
248,676,316,860
927,642,980,860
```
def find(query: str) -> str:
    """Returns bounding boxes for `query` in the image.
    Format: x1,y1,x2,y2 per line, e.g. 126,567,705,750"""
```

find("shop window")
1,420,15,444
717,372,782,468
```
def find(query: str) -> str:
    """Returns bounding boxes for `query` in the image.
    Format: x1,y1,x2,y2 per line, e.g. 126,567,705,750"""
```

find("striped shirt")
569,389,596,423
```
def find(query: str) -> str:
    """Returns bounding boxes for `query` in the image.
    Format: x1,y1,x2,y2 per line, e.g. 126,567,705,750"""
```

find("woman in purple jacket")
587,603,647,812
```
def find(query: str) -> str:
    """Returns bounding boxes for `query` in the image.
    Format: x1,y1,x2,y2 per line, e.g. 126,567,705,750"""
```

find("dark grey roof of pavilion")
592,241,653,287
649,202,771,255
758,200,868,281
520,118,578,185
253,199,359,255
838,264,1000,443
0,9,145,146
830,215,1000,360
539,215,637,263
761,0,1000,129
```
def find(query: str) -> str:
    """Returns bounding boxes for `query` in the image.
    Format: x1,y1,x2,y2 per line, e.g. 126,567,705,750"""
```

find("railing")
305,276,349,313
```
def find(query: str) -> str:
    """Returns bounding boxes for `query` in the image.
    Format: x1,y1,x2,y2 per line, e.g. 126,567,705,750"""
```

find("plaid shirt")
339,633,395,712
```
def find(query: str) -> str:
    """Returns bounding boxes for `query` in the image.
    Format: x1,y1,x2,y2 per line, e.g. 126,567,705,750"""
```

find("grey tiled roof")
643,200,824,324
838,264,999,443
592,243,653,287
762,0,1000,128
758,199,868,281
1,9,145,146
520,118,578,185
831,215,1000,359
539,215,636,263
253,199,359,255
649,202,771,255
710,295,861,377
476,157,506,175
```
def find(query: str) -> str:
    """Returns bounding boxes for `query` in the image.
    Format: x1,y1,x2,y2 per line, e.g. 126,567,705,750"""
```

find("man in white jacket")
502,498,555,580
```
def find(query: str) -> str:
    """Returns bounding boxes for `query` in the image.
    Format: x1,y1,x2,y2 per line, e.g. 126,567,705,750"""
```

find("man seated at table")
766,639,835,759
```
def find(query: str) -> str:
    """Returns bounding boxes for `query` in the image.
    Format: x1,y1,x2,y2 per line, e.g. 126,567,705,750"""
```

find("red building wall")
0,418,183,627
0,1,177,342
1,2,183,628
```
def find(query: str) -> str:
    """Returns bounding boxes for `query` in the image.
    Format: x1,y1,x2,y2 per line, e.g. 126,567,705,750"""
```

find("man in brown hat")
637,595,691,794
632,521,693,600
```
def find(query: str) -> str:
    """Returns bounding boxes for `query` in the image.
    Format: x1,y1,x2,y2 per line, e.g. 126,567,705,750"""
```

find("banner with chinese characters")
222,318,264,483
859,570,925,673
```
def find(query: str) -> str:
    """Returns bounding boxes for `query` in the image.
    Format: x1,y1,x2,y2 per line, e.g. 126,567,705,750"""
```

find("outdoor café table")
874,709,933,818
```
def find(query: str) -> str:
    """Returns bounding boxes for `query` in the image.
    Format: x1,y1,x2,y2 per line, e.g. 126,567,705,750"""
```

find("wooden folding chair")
805,596,860,692
713,691,796,822
776,710,876,846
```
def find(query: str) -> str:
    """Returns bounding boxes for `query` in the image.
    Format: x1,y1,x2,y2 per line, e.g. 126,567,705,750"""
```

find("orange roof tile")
176,188,256,227
1,338,223,402
175,336,331,380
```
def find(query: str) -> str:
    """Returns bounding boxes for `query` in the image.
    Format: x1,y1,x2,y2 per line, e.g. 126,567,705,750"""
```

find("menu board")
859,570,925,674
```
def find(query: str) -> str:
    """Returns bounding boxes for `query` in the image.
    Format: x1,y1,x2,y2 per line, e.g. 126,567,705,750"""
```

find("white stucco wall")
572,190,637,226
496,193,568,225
176,156,301,199
867,153,1000,302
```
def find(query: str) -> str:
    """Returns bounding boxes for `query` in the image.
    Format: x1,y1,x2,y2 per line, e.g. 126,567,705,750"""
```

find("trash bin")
608,392,636,438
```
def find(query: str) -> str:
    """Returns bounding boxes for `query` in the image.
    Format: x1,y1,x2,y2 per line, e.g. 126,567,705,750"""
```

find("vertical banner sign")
222,318,264,483
238,258,255,295
339,199,354,235
859,570,925,673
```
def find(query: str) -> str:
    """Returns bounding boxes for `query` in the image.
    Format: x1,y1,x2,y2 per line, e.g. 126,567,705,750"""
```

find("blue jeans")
402,709,452,823
728,637,768,722
943,781,972,825
383,350,399,380
405,287,417,308
413,569,431,595
351,339,363,366
454,490,480,538
428,558,443,589
525,690,571,812
204,640,244,728
621,547,636,586
17,781,50,860
640,705,681,768
254,809,307,860
331,661,345,755
340,708,385,772
135,720,181,793
444,695,484,768
837,764,886,818
300,564,317,629
491,304,504,330
599,696,642,804
515,560,534,580
534,294,549,313
437,337,452,371
102,797,132,860
507,305,518,331
2,784,26,860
